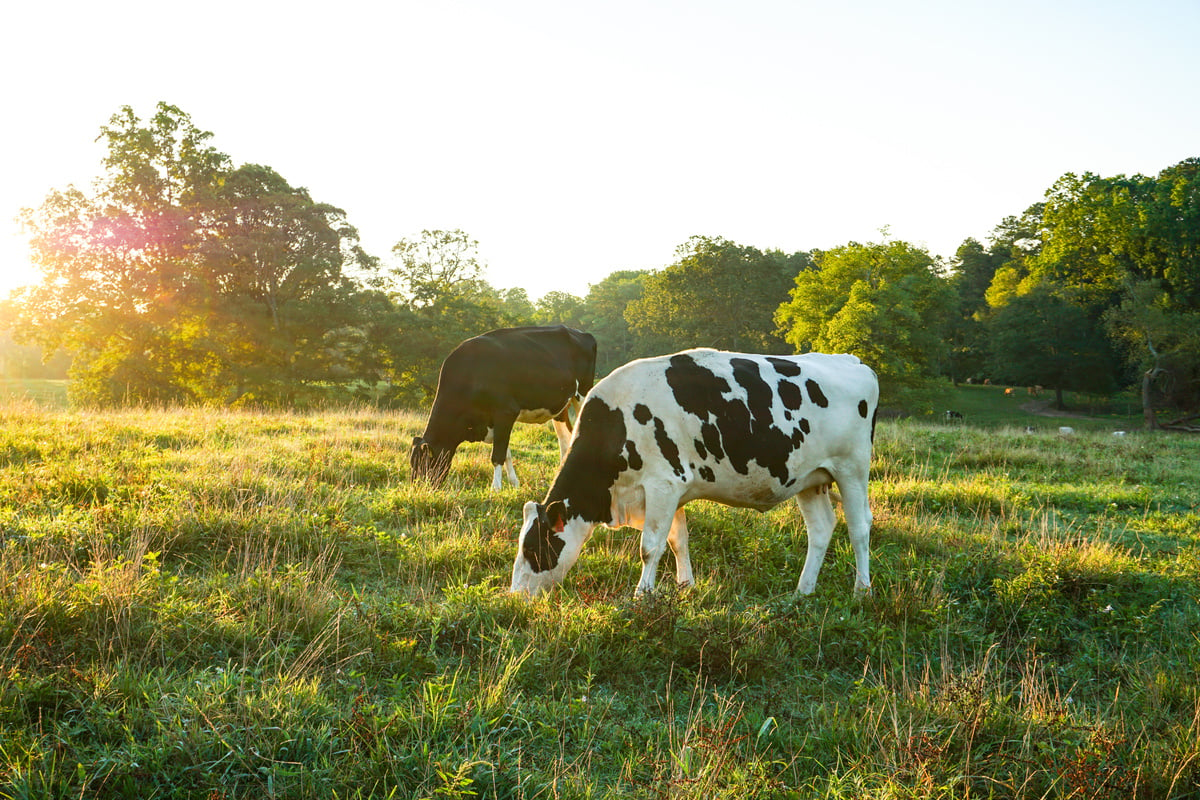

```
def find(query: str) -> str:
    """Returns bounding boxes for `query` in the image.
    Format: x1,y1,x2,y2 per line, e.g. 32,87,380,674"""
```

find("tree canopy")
626,236,808,354
6,103,1200,426
14,103,376,405
775,238,956,398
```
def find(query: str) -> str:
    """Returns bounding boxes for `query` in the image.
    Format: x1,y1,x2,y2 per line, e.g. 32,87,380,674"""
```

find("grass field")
0,396,1196,798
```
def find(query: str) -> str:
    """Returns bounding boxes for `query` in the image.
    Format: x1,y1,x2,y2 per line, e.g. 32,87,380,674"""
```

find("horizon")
4,1,1199,300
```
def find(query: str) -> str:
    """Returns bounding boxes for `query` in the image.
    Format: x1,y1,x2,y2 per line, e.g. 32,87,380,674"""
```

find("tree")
533,291,585,328
15,104,231,404
626,236,808,354
201,163,376,402
381,230,527,402
390,229,486,307
14,103,376,406
986,285,1120,408
984,162,1200,426
577,270,669,376
775,239,956,399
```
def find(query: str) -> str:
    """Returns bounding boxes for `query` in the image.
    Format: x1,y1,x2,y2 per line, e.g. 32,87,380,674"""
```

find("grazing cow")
945,410,964,422
510,349,879,598
411,326,597,490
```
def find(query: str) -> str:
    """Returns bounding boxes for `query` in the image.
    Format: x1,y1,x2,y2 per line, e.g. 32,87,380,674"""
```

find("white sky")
2,0,1198,300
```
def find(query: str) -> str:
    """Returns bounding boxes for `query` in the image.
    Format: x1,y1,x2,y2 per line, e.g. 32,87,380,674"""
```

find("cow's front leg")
635,493,679,595
667,508,693,587
489,417,518,491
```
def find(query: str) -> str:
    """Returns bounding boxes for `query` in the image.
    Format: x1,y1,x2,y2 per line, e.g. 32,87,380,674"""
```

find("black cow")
411,326,597,490
510,348,878,597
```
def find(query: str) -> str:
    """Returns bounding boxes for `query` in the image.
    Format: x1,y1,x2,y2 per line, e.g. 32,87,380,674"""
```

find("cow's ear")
545,500,567,533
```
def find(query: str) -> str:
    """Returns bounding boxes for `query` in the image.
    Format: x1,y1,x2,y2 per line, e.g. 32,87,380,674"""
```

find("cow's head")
410,436,455,487
511,500,585,596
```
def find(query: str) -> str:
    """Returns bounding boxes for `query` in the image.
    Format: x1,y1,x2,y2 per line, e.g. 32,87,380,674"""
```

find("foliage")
0,399,1196,798
775,238,957,403
378,230,530,404
986,285,1121,408
578,270,673,375
12,103,377,407
982,163,1200,420
628,236,807,354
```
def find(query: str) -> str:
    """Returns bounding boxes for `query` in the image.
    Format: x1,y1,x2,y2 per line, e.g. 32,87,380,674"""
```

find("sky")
3,0,1199,300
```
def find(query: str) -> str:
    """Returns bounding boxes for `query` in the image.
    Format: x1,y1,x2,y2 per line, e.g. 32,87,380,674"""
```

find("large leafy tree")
382,229,528,402
774,239,956,398
14,103,376,405
984,161,1200,425
626,236,808,353
16,104,231,403
200,163,377,403
574,270,665,376
986,286,1119,409
947,209,1046,383
532,291,586,329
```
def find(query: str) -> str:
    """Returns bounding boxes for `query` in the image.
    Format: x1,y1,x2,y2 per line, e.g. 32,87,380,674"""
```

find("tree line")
4,103,1198,428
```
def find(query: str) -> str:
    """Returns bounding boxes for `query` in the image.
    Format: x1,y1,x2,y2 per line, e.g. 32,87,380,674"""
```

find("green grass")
929,383,1143,431
0,379,68,408
0,400,1197,798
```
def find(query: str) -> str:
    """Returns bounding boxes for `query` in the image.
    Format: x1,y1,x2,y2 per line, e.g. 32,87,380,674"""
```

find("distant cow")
945,410,964,422
411,326,597,490
510,349,879,598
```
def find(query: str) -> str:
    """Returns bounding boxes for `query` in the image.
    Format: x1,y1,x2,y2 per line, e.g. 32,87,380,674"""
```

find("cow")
510,348,879,598
410,325,597,490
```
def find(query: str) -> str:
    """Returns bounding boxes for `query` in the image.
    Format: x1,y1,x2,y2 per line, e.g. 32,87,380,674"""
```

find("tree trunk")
1142,367,1163,431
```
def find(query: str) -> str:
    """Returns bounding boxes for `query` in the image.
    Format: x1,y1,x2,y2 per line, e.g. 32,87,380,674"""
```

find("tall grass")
0,403,1197,798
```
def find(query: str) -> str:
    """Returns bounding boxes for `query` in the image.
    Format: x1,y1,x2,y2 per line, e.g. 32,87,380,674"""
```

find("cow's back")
433,326,595,420
588,349,877,511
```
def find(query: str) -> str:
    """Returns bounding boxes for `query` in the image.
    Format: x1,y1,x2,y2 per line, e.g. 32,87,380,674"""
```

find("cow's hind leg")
635,491,681,596
497,448,519,489
551,396,581,461
667,508,693,587
551,419,572,461
490,417,519,491
837,468,873,595
794,483,837,595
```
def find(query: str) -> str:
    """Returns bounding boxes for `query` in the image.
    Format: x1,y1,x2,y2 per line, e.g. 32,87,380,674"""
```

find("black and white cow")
411,325,597,490
510,348,878,597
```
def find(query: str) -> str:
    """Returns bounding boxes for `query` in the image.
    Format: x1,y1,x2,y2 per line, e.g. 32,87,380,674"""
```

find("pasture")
0,400,1196,798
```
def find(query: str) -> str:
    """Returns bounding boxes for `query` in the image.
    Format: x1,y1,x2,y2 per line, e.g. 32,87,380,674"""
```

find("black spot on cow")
767,357,802,377
778,380,804,411
633,404,653,425
665,353,795,485
522,505,566,573
805,379,829,408
626,440,643,471
542,397,628,525
699,465,715,482
700,422,724,461
858,399,869,418
693,439,708,459
653,417,686,477
799,418,811,435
